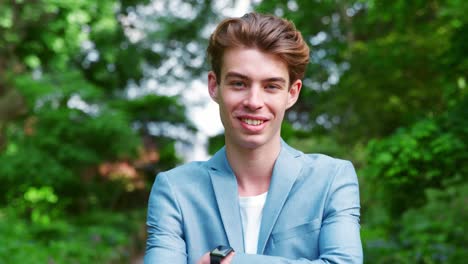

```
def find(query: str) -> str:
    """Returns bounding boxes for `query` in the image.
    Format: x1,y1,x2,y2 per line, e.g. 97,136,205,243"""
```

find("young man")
145,13,363,264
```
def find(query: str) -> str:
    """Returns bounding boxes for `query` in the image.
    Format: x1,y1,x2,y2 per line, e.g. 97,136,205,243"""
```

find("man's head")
207,12,310,86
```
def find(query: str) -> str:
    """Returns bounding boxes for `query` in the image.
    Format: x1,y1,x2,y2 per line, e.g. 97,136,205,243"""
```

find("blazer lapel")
208,148,245,252
257,141,303,254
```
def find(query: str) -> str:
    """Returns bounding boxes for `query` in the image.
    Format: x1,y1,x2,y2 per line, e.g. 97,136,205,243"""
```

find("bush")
0,206,145,263
361,98,467,263
397,183,468,262
363,108,467,219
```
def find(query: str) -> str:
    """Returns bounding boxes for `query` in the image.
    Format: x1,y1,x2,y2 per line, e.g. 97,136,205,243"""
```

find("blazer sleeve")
144,172,187,264
231,160,363,264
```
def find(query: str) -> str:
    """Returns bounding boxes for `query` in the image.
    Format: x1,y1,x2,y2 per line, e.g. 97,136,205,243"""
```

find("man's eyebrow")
224,72,287,84
224,72,249,80
263,77,287,84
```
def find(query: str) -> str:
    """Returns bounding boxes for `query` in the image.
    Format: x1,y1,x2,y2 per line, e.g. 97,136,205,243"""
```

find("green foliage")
152,136,183,173
360,97,467,262
255,0,468,145
363,183,468,263
0,0,195,261
0,72,142,205
208,133,225,156
138,0,219,82
1,0,466,262
397,184,468,262
254,1,467,263
23,186,59,225
0,207,145,263
363,104,467,219
0,0,117,72
113,94,195,130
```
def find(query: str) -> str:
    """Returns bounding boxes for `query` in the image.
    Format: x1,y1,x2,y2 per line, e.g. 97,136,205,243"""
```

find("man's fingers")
196,252,210,264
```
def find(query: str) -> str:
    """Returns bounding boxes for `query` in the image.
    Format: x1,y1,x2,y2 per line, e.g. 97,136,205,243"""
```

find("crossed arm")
145,162,363,264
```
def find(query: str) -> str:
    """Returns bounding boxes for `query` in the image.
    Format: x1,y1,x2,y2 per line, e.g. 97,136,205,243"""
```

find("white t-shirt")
238,192,268,254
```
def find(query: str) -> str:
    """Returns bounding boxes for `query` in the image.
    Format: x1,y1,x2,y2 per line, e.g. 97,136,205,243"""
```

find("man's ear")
286,79,302,109
208,71,219,103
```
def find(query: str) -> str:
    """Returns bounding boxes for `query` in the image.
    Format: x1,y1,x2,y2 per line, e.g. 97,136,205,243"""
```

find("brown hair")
207,12,310,85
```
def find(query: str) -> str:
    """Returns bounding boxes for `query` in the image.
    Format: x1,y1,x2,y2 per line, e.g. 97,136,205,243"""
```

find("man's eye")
265,84,280,90
231,81,245,88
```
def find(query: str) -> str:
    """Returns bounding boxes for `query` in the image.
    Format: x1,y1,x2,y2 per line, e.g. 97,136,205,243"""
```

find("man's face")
208,48,301,150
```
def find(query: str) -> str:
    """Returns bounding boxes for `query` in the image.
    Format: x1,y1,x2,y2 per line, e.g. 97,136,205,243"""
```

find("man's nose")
243,86,264,110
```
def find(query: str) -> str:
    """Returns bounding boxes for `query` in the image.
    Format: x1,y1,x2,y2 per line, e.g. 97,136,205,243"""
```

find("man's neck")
225,138,281,197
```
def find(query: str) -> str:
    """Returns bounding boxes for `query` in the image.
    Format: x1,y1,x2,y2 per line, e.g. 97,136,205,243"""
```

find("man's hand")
196,251,235,264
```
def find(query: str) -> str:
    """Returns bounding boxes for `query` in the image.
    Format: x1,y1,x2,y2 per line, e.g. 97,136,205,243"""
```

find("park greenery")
0,0,466,263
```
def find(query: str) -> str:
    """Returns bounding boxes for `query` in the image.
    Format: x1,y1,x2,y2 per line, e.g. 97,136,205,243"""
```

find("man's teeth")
242,119,264,126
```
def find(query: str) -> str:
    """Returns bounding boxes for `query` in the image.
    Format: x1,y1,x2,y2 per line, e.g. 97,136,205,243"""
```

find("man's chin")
235,135,269,150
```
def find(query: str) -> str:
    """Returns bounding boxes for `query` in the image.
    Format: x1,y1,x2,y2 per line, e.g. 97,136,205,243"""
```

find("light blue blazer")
145,141,363,263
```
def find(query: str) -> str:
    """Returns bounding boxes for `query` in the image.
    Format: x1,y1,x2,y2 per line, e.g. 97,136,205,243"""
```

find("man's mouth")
241,118,265,126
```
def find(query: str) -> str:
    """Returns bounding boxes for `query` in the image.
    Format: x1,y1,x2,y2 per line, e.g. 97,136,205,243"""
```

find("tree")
253,1,467,263
0,0,201,261
0,0,197,202
255,0,467,146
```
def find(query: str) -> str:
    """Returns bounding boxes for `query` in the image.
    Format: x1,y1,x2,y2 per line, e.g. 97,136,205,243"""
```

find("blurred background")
0,0,466,263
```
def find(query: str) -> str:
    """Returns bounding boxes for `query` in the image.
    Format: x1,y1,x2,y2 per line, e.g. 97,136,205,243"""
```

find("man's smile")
241,118,265,126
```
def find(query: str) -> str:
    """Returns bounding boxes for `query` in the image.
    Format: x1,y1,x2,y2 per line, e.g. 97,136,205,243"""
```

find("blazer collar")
208,147,245,252
207,141,303,254
257,140,303,254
